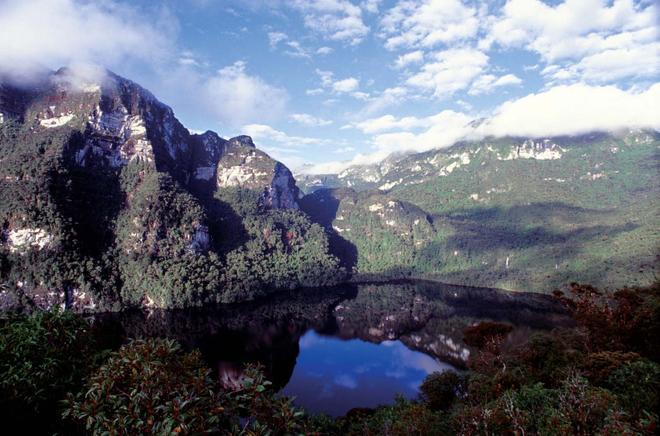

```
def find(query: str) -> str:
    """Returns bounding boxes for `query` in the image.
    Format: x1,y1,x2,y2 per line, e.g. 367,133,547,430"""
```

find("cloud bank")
304,82,660,174
0,0,173,81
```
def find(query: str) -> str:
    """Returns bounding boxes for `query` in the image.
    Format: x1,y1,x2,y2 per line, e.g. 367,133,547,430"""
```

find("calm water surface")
99,281,570,416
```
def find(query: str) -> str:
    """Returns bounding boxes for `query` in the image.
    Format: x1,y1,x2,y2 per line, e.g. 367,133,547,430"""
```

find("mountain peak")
228,135,255,148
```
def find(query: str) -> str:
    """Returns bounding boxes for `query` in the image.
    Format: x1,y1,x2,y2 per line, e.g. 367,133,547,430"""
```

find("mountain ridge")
299,129,659,292
0,68,343,313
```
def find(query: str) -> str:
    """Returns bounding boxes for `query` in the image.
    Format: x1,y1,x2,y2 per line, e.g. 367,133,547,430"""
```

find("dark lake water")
95,281,571,416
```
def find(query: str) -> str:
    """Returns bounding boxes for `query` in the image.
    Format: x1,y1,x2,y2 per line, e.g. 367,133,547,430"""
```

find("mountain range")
299,130,659,292
1,68,657,312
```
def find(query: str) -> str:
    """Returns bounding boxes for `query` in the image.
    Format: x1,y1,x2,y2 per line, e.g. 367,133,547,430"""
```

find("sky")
0,0,658,172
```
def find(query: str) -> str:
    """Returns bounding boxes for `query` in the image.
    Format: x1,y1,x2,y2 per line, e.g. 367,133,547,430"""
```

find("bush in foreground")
0,310,98,433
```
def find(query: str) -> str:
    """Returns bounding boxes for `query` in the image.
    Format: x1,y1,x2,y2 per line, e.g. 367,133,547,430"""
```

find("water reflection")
95,281,572,415
283,331,452,416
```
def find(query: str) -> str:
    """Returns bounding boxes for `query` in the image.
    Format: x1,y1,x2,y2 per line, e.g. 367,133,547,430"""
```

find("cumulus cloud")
393,50,424,69
202,62,288,127
158,61,288,129
333,77,360,93
0,0,174,81
482,83,660,137
267,31,312,58
267,31,288,48
380,0,478,50
314,82,660,174
351,113,447,134
291,0,369,45
484,0,659,82
406,48,489,98
290,113,333,126
468,73,522,96
316,69,364,96
543,43,660,83
356,86,408,117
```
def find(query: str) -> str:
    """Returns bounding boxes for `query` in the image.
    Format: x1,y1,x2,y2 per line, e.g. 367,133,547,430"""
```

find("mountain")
300,131,659,292
0,68,343,312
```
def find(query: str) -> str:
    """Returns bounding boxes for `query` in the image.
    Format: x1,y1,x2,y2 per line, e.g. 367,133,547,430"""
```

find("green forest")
1,283,657,434
0,118,344,312
300,132,660,293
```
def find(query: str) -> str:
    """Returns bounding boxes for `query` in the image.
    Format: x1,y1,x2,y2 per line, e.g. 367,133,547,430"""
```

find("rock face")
0,68,309,313
0,68,300,207
216,137,300,209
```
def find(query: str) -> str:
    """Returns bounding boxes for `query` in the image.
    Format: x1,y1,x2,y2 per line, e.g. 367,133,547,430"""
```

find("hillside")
0,68,343,312
300,131,660,292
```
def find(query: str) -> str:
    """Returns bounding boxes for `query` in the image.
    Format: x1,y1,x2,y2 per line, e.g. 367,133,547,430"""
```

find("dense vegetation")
1,283,656,434
300,131,660,293
0,117,344,312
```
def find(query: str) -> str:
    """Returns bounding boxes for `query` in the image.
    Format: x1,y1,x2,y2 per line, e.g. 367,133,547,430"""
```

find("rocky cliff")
0,68,340,313
0,68,300,207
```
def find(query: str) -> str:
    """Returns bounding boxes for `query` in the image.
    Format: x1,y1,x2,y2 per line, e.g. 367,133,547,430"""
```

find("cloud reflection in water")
280,331,453,416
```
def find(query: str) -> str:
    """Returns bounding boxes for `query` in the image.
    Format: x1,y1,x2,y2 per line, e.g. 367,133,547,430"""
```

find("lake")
94,281,571,416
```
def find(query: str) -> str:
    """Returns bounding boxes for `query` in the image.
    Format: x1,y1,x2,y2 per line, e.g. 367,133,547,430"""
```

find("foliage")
300,132,660,292
1,122,344,311
64,338,230,434
64,339,318,435
0,310,99,433
1,283,659,434
342,283,660,435
337,397,452,436
419,370,467,411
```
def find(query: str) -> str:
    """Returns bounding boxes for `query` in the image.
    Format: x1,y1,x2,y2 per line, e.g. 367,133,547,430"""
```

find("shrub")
420,370,467,411
339,397,451,436
606,358,660,418
63,339,229,434
0,310,98,433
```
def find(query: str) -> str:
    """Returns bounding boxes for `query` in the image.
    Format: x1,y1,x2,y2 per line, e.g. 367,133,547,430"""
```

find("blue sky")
0,0,658,172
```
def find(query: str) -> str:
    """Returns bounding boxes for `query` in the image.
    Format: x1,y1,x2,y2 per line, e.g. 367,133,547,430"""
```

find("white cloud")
406,48,489,98
334,374,358,389
284,40,311,58
482,82,660,137
357,86,408,116
316,46,334,55
393,50,424,69
369,110,473,155
267,31,311,58
203,61,288,127
316,69,363,96
306,88,324,95
333,77,360,92
380,0,479,50
543,42,660,83
0,0,174,80
351,113,442,134
241,122,331,169
268,31,288,48
334,146,355,153
310,82,660,174
242,123,326,148
351,91,370,100
291,0,369,45
484,0,659,83
361,0,382,14
468,73,522,95
290,113,333,126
